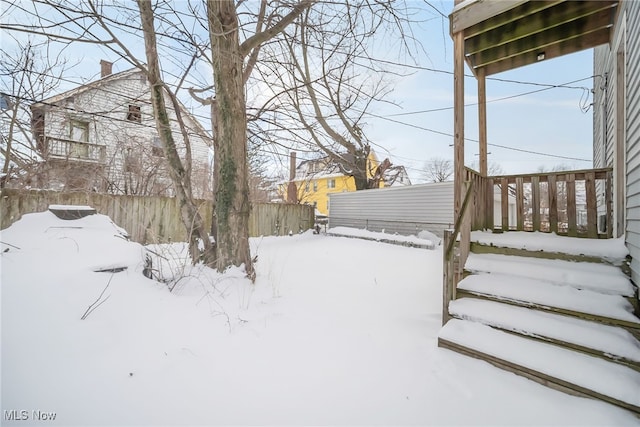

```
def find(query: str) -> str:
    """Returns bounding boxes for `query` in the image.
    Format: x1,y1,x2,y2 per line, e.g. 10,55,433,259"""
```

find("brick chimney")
100,60,113,78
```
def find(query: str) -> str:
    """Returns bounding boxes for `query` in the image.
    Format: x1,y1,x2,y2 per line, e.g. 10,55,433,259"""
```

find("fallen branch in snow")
142,243,191,290
145,247,169,261
81,273,114,320
0,241,21,250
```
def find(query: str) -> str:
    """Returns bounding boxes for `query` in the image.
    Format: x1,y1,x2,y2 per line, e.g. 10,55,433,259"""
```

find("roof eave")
451,0,619,77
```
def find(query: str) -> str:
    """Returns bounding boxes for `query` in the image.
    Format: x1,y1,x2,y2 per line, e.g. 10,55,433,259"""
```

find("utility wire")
363,112,591,162
385,76,593,117
3,50,595,163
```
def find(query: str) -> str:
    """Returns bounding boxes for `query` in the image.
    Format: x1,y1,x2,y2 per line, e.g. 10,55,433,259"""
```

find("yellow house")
285,151,385,215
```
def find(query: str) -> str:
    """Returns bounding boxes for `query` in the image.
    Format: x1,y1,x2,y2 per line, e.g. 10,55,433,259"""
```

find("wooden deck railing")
465,167,613,238
443,167,614,325
443,180,472,325
45,137,106,163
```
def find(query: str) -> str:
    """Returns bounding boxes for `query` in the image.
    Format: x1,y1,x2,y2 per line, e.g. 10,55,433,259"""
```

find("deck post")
442,229,454,325
453,7,465,219
586,172,598,238
606,170,614,238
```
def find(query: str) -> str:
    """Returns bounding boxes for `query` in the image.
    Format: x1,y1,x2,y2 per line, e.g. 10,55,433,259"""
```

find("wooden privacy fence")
465,167,613,238
0,189,315,244
249,202,314,237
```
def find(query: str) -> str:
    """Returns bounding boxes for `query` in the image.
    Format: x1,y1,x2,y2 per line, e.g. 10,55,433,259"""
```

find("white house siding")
594,1,640,284
327,182,454,237
593,47,608,171
593,32,620,227
37,70,212,198
624,1,640,285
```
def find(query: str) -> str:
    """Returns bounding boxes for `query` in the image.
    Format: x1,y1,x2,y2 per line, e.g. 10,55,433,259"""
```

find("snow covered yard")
1,211,637,425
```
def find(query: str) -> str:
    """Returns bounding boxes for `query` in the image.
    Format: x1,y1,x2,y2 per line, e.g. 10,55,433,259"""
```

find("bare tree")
2,0,428,277
261,3,414,191
137,0,215,265
0,37,72,187
247,145,277,203
470,160,505,176
422,157,453,182
2,1,215,264
205,0,312,278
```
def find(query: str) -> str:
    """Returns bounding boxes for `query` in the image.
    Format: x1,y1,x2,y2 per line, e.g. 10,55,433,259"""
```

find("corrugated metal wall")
327,182,454,237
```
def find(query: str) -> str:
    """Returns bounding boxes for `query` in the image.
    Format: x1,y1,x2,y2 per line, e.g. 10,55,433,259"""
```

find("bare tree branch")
239,1,313,57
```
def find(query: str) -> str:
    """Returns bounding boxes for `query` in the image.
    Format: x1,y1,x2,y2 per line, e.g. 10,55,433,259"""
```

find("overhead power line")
365,56,594,89
385,76,593,118
364,112,591,162
3,56,594,164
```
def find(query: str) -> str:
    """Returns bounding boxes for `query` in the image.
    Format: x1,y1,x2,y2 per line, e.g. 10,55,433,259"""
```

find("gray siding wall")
593,30,619,215
328,182,454,237
593,47,609,171
594,1,640,284
624,1,640,285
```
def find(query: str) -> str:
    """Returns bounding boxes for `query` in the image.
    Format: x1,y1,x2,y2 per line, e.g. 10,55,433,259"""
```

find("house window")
313,181,318,192
70,119,89,142
305,182,310,192
124,148,141,172
127,104,141,123
152,137,164,156
327,179,336,189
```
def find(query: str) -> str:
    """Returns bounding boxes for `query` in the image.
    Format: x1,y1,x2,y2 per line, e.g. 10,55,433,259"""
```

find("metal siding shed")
328,182,454,237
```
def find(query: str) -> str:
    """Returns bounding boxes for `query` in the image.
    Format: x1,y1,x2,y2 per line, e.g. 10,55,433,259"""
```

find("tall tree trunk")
138,0,215,267
351,148,369,190
207,0,254,279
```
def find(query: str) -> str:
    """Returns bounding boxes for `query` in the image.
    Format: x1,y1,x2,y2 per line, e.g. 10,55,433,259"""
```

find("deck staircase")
439,231,640,414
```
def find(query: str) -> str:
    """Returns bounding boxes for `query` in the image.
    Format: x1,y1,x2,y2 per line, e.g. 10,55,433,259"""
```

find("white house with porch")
30,60,212,199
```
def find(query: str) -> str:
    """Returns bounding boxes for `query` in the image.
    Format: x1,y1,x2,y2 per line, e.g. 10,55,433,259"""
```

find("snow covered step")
438,319,640,414
449,298,640,370
470,231,630,265
465,253,635,297
457,273,640,329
